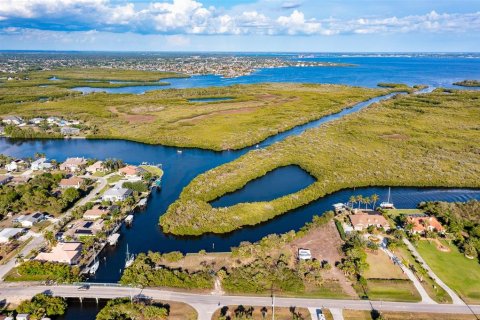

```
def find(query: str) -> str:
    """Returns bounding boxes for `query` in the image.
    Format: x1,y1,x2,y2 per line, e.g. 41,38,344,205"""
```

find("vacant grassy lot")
0,78,388,150
416,240,480,303
364,251,408,280
343,310,477,320
364,279,421,302
161,89,480,235
212,305,311,320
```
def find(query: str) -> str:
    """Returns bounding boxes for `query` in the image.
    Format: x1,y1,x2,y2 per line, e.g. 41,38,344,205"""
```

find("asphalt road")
1,284,479,319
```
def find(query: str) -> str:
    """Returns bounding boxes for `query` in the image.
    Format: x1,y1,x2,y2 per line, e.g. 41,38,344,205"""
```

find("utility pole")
272,294,275,320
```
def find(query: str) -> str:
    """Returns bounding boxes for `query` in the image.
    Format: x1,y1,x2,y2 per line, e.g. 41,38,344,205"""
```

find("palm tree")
371,194,379,210
349,196,356,209
356,195,363,209
15,253,24,264
363,197,371,210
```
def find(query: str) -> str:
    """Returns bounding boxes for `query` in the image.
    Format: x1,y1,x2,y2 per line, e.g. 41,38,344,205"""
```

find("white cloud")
0,1,479,37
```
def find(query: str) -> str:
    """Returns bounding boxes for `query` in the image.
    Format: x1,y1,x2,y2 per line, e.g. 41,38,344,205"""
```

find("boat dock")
107,233,120,246
125,214,134,225
136,198,148,210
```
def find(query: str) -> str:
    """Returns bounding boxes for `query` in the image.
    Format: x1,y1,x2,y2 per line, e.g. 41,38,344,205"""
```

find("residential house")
86,161,104,174
60,157,87,172
35,242,82,265
61,126,81,135
68,220,105,239
0,175,12,185
102,187,133,202
59,176,84,189
118,165,145,177
15,212,44,228
83,206,110,220
2,115,24,125
5,161,18,172
406,214,445,234
31,158,53,171
10,175,30,185
0,228,25,243
349,211,390,231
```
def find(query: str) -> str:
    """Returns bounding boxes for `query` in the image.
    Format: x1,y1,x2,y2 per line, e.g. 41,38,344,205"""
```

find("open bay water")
2,54,480,318
71,54,480,94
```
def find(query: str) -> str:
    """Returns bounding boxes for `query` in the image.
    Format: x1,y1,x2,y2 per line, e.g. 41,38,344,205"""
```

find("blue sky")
0,0,479,52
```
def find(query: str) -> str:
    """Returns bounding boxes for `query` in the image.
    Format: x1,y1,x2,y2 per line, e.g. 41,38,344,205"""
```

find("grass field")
343,310,477,320
393,245,451,303
161,89,480,235
416,240,480,303
211,305,311,320
1,77,390,150
364,251,408,280
363,279,421,302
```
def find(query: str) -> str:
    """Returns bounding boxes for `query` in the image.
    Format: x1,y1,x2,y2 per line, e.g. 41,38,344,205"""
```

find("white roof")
0,228,23,241
104,187,132,197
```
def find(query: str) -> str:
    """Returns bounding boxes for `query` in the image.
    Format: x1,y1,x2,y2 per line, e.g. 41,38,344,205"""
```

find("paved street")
0,284,479,318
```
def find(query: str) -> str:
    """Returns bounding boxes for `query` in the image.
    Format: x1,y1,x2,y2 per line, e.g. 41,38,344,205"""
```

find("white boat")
125,214,134,225
177,150,183,154
125,244,135,268
89,260,99,274
380,187,395,209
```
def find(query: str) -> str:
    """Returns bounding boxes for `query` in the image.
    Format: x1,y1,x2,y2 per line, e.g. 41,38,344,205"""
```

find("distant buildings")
2,116,24,125
61,126,81,135
35,242,83,265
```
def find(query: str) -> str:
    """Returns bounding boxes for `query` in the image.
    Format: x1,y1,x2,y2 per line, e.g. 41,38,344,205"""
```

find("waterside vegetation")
160,89,480,235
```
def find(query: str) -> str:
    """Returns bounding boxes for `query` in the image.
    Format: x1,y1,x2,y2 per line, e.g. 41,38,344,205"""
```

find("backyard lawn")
364,279,421,302
416,240,480,304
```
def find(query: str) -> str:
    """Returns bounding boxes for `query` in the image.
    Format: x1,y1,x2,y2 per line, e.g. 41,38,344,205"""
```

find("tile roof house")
83,206,110,220
86,161,104,174
406,214,445,234
35,242,82,265
59,176,84,189
60,157,87,172
102,187,133,202
118,165,145,177
349,212,390,231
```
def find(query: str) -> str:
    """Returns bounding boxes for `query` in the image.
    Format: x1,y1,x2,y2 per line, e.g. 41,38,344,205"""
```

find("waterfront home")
0,228,25,243
86,161,104,174
2,115,24,125
119,165,145,177
61,126,81,135
59,176,84,189
0,175,12,185
406,214,445,234
5,161,18,172
15,212,44,228
298,249,312,260
35,242,82,265
31,157,53,171
349,211,390,231
60,157,87,172
69,220,105,238
83,206,110,220
103,186,133,202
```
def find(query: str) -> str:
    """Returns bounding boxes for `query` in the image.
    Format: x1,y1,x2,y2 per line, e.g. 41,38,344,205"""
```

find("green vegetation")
1,81,392,150
213,305,312,320
3,124,63,139
5,260,81,282
343,310,477,320
140,165,164,177
416,240,480,303
161,89,480,235
420,200,480,260
0,172,82,217
16,294,67,320
96,298,168,320
453,80,480,87
120,252,214,289
123,181,148,193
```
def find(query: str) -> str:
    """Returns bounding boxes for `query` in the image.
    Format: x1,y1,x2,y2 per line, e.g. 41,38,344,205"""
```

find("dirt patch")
422,238,451,252
175,106,260,124
291,221,357,297
131,105,165,113
109,106,156,124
